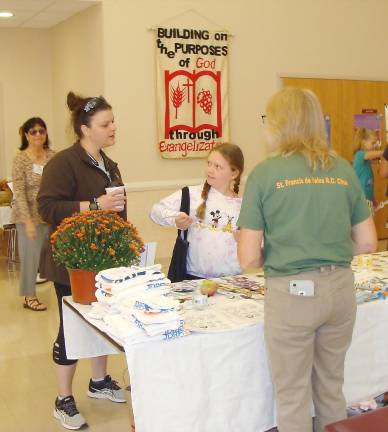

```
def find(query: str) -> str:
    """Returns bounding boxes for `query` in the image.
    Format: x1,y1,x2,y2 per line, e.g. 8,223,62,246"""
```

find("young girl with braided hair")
352,128,383,207
150,143,244,279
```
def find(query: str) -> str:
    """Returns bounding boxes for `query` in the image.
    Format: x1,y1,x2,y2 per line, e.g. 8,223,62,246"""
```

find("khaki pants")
264,266,356,432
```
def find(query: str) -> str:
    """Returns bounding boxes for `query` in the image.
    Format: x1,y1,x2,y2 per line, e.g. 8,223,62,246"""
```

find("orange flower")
51,209,144,272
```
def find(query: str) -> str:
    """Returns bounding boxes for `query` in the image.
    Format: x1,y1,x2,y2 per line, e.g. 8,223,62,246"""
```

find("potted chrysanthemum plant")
51,210,144,304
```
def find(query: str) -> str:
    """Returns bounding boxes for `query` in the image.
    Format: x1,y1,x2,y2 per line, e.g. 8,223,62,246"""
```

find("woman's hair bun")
67,91,83,112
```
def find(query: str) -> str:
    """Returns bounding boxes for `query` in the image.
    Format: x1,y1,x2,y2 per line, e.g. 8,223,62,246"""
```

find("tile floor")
0,257,132,431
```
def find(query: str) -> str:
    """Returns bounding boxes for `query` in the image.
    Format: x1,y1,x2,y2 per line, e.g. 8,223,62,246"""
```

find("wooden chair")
324,407,388,431
3,223,17,270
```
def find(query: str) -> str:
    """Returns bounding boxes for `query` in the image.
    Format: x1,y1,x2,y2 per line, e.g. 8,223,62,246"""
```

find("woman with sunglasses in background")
11,117,55,311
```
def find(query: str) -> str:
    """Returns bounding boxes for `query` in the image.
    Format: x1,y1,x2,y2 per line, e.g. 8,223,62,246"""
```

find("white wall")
0,4,103,180
0,29,52,179
50,3,104,150
102,0,388,180
100,0,388,259
0,85,5,177
3,0,388,260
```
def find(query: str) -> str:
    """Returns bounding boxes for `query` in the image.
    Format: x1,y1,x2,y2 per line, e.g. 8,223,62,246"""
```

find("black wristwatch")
89,198,101,211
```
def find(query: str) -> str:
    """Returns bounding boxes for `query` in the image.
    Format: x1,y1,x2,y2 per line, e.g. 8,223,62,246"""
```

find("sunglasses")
28,128,47,136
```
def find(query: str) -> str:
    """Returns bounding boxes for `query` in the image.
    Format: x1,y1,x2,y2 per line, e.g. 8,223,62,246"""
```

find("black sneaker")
53,395,87,430
87,375,126,403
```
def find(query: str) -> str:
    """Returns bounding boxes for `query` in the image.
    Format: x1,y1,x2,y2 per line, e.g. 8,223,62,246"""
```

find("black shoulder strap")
179,186,190,240
180,186,190,214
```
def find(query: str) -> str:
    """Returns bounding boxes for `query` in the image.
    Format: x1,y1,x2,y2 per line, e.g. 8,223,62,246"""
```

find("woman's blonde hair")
266,87,334,171
196,143,244,220
353,128,377,154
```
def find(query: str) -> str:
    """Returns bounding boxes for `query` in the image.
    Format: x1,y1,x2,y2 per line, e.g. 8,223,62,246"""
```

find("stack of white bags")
87,264,185,342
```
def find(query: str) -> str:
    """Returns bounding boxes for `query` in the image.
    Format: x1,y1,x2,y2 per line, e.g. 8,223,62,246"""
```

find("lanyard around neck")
86,152,111,181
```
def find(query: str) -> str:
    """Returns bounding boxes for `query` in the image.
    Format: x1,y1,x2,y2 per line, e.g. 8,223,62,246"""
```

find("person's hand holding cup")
98,186,126,211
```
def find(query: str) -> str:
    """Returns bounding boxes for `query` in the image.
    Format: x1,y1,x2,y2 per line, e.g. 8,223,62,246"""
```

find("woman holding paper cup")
105,184,125,210
37,91,127,430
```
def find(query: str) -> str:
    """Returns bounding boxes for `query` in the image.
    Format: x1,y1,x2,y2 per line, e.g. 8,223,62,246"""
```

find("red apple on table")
200,280,219,296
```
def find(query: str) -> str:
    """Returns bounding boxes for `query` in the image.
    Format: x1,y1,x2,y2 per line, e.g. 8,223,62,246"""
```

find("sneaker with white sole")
53,395,87,430
36,273,48,284
87,375,126,403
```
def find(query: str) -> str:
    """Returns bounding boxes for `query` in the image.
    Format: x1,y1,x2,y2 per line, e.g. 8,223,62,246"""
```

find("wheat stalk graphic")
170,83,185,119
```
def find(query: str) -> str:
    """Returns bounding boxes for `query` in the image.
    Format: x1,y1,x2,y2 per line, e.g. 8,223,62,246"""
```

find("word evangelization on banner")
156,27,230,159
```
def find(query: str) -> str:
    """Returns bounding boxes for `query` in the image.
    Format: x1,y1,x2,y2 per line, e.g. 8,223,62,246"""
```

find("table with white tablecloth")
63,292,388,432
0,205,12,227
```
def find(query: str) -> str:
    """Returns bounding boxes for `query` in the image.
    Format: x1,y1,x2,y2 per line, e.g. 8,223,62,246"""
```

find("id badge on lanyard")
32,164,43,175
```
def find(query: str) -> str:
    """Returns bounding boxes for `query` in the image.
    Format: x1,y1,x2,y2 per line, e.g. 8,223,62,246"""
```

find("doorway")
282,77,388,239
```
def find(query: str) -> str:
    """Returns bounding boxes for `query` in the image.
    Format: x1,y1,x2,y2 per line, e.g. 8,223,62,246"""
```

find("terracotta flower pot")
67,268,97,304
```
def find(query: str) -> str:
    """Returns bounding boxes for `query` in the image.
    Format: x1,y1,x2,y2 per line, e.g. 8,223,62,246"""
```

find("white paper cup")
105,186,125,211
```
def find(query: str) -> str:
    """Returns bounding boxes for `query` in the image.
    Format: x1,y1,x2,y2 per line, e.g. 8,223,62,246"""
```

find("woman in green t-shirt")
237,87,377,432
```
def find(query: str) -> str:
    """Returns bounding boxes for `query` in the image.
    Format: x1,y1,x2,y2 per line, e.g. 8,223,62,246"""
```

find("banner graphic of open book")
164,70,222,139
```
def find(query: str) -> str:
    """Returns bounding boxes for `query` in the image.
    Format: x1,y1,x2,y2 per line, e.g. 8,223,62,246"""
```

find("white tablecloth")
0,206,11,227
63,297,388,432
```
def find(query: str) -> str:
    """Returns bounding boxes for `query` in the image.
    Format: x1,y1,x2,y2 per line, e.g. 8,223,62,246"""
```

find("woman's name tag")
32,164,43,175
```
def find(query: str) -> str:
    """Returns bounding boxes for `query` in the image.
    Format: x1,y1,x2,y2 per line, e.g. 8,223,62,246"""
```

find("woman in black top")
38,92,128,430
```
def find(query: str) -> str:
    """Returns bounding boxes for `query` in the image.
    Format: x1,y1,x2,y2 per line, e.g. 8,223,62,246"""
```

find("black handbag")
167,186,190,283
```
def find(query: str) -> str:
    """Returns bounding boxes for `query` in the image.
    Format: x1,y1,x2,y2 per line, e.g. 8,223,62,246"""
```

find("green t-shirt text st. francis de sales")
237,153,371,278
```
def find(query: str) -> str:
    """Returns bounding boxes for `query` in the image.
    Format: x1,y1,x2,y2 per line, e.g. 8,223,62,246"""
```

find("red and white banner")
156,27,230,159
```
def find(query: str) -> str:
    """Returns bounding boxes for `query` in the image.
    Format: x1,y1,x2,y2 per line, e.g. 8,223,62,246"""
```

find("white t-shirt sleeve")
150,189,184,227
150,185,203,227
